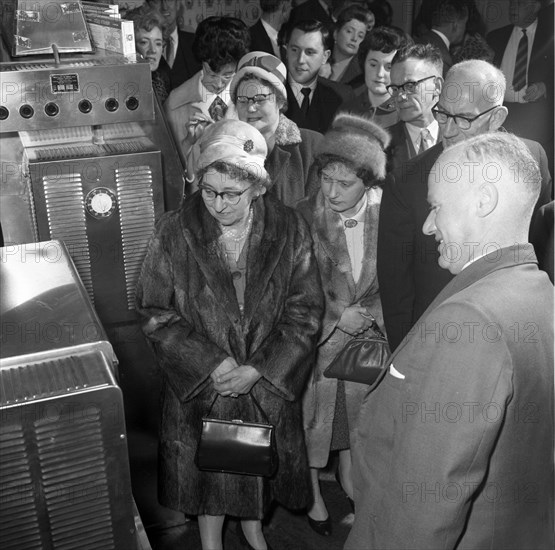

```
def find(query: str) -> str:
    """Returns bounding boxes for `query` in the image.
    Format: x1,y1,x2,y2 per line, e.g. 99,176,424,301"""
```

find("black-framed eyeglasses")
199,185,249,205
236,92,275,105
386,75,436,96
432,103,498,130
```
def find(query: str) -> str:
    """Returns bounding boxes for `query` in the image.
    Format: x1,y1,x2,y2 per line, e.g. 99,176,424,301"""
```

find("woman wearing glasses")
297,113,390,536
136,119,323,550
165,16,249,167
229,51,323,207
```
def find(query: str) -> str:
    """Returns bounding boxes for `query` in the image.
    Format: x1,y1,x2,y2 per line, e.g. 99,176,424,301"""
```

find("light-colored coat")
346,245,554,550
297,187,385,467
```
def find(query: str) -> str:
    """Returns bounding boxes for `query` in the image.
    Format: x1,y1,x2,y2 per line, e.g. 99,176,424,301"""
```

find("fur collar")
274,114,302,146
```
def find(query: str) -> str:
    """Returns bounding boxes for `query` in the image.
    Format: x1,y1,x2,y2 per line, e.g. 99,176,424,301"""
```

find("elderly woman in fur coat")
136,120,323,550
297,113,390,536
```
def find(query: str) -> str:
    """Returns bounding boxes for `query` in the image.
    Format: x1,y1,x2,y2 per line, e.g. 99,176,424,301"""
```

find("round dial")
85,187,117,219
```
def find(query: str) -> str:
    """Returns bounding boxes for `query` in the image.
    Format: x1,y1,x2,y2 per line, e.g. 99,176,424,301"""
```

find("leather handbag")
324,320,391,385
195,393,278,477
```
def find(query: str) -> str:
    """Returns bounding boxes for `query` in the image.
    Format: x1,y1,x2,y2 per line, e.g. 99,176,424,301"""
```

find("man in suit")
346,130,554,550
284,19,354,134
486,0,554,175
386,43,443,172
249,0,292,59
146,0,201,89
289,0,335,32
415,0,468,76
378,59,552,351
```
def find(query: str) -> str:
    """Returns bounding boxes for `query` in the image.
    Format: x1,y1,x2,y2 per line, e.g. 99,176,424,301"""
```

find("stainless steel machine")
0,240,150,550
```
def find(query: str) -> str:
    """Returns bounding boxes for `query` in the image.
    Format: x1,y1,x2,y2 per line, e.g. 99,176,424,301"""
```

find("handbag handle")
206,390,270,424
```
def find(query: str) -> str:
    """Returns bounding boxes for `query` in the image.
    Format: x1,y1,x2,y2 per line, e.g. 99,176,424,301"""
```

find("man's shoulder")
317,77,354,102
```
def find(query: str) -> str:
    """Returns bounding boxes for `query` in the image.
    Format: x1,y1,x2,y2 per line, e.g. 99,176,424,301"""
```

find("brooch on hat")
243,139,254,152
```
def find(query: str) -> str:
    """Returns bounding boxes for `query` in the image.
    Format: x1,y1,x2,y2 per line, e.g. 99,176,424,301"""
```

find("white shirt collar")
339,193,368,224
431,29,450,50
405,119,439,150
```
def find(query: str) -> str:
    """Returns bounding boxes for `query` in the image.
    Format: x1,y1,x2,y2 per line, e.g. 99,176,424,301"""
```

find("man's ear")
434,75,444,97
488,105,508,131
322,48,331,64
477,181,499,218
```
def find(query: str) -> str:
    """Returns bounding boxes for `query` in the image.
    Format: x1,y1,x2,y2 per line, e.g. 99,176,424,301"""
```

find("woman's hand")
211,357,239,384
337,305,374,336
212,365,262,397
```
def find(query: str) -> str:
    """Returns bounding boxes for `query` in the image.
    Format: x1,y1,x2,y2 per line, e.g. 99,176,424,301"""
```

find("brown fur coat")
136,192,323,517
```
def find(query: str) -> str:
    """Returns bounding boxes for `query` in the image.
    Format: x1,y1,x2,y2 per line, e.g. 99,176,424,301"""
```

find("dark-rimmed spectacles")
236,92,275,105
200,185,249,205
432,103,498,130
386,75,436,96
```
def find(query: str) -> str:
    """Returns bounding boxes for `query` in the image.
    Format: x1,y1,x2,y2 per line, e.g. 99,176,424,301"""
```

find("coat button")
232,271,242,280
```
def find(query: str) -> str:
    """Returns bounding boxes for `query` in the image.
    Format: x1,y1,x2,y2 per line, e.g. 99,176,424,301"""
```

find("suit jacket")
530,200,554,283
289,0,334,32
169,30,201,90
249,19,280,58
334,56,362,87
346,244,554,550
377,136,553,351
486,12,554,158
285,78,354,135
386,120,422,173
416,30,452,76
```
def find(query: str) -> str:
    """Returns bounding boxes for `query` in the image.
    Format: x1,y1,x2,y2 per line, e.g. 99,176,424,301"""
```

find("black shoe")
335,470,355,513
235,522,273,550
307,514,332,536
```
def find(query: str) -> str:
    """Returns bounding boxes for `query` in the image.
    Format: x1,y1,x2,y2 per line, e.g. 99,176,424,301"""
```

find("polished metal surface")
0,240,138,550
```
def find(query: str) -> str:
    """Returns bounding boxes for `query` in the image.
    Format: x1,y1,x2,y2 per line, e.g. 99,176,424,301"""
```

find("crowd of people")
132,1,554,549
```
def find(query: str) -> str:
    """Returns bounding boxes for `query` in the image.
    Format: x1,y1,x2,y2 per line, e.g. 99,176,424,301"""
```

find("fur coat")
297,187,386,468
265,114,322,207
135,192,324,517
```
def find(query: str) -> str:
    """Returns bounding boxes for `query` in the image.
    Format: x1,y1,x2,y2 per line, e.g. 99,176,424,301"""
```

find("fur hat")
198,119,269,181
317,113,391,180
230,51,287,102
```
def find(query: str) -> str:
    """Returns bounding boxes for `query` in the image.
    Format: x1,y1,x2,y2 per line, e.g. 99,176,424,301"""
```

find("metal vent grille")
0,355,111,407
35,141,146,161
116,165,156,309
43,174,94,302
0,425,42,550
2,63,51,71
35,410,115,550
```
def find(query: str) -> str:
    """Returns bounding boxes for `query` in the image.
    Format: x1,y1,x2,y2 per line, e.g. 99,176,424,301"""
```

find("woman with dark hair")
229,51,322,207
326,4,374,85
298,112,389,536
126,5,171,103
136,119,323,550
340,26,412,128
165,16,250,165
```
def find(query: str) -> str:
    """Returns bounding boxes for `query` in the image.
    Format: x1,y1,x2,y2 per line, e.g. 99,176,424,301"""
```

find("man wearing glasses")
386,44,443,172
377,59,552,352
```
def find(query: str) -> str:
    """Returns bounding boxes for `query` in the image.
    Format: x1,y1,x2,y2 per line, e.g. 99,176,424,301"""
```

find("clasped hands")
211,357,262,398
337,305,375,336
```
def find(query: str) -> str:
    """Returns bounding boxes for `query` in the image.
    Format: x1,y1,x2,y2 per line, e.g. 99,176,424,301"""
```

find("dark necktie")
512,29,528,92
208,96,228,122
300,87,311,118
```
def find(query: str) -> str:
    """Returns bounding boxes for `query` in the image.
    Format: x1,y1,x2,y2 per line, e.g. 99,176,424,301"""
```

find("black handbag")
195,393,278,477
323,320,391,385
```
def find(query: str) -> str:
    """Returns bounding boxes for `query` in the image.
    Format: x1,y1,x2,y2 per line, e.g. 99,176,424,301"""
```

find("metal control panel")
0,52,154,132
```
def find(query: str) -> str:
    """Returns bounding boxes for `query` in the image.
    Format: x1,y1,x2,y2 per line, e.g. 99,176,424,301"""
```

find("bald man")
378,59,552,351
347,132,554,550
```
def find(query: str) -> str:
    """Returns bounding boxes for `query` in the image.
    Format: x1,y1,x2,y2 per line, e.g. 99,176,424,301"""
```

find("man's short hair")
259,0,288,13
431,0,469,27
283,18,333,51
446,59,507,105
357,26,413,68
392,43,443,74
449,132,541,213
